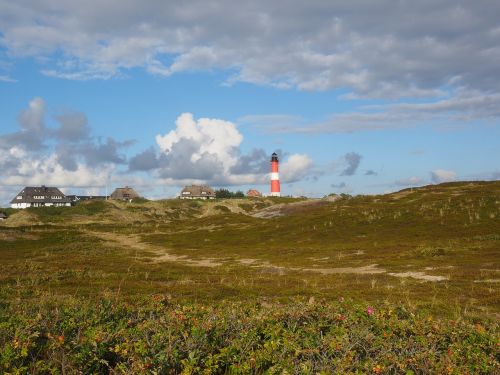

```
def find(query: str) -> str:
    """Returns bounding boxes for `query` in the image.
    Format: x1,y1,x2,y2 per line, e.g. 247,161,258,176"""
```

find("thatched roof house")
0,212,7,220
247,189,262,198
10,186,71,209
110,186,140,201
180,185,215,200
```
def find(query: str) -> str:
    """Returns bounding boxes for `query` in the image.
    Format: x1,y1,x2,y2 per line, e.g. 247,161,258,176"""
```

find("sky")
1,1,499,205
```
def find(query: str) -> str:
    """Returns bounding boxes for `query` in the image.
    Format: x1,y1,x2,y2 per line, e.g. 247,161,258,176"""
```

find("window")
34,196,45,199
16,196,22,200
51,196,62,199
182,191,191,195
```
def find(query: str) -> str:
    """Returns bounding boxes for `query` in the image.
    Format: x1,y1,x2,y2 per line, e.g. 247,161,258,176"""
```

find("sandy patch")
308,257,330,261
302,264,386,275
86,231,221,267
474,279,500,283
388,271,448,282
424,266,454,271
238,258,259,265
85,231,452,279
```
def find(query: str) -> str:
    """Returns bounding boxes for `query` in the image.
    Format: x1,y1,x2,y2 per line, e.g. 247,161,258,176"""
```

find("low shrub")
0,297,498,373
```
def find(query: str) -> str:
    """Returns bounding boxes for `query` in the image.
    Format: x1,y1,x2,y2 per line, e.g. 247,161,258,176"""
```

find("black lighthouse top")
271,152,279,162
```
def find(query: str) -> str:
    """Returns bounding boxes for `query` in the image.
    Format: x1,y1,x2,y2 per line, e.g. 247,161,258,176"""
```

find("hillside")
1,180,499,315
0,181,499,372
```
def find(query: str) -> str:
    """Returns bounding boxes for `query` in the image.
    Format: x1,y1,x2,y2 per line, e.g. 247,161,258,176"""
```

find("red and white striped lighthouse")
270,152,281,197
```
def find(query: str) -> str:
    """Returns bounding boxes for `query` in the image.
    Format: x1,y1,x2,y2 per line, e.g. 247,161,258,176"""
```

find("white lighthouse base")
269,192,281,197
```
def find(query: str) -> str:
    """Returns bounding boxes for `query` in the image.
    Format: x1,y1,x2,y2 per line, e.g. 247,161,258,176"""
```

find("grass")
0,181,499,372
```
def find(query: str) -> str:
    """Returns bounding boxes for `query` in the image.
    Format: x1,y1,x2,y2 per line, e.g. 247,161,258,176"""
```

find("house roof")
110,186,140,200
181,185,215,196
0,212,7,219
10,186,71,204
247,189,262,197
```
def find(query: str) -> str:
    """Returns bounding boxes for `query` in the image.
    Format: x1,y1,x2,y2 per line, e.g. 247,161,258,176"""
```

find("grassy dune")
0,181,499,372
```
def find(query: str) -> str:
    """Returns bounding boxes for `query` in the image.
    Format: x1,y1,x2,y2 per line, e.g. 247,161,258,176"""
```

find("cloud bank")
1,1,500,100
0,99,317,202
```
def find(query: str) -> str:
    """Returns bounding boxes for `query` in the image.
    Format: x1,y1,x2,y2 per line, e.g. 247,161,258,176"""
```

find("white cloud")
18,97,45,131
2,153,114,187
281,154,313,183
156,112,242,172
242,90,500,134
1,2,500,99
431,169,457,183
0,75,17,82
153,113,316,186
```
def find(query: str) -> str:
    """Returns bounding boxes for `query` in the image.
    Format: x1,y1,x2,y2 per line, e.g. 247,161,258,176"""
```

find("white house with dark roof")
10,186,72,209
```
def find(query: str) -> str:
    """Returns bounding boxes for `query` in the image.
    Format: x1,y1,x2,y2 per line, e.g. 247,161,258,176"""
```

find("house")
110,186,140,201
246,189,262,198
10,186,72,209
180,185,216,200
0,212,7,220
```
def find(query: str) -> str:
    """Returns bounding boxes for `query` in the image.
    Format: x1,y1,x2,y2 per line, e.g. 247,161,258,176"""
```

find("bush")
0,297,498,373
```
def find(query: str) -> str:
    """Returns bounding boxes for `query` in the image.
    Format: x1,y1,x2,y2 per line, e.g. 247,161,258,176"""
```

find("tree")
215,189,232,199
215,189,246,199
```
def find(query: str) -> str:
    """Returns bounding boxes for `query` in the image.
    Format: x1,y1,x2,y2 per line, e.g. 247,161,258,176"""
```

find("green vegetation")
1,181,499,372
215,189,245,199
1,297,497,373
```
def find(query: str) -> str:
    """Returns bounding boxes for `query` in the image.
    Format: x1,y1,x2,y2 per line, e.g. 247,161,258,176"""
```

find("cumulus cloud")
54,111,90,141
1,1,500,100
0,97,48,150
18,97,45,132
281,154,313,183
0,97,132,192
155,113,242,182
0,102,318,202
128,147,159,171
230,148,270,175
2,154,114,188
153,113,314,185
79,138,131,167
340,152,362,176
431,169,457,183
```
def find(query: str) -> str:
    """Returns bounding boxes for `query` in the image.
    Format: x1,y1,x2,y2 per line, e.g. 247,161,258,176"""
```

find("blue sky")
1,1,499,204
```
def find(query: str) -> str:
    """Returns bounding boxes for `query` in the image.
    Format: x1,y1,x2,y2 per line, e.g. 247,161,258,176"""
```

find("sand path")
86,230,450,282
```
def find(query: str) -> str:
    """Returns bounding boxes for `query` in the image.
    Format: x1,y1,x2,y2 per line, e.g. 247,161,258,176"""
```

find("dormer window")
16,196,22,200
34,196,45,199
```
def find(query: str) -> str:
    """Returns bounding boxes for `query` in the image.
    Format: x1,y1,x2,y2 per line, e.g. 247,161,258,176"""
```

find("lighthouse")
270,152,281,197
